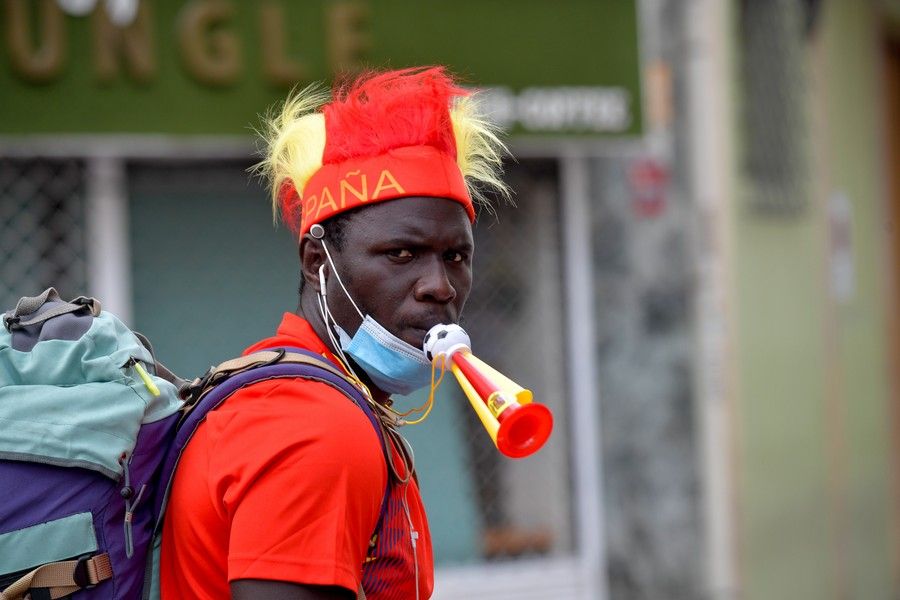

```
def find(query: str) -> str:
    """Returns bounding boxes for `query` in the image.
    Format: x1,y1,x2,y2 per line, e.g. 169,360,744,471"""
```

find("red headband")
280,67,475,236
299,145,473,236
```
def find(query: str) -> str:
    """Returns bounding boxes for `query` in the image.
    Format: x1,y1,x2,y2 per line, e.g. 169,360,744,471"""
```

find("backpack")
0,288,389,600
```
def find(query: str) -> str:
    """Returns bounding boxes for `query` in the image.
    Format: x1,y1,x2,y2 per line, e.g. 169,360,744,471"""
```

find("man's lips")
406,314,456,332
406,325,436,343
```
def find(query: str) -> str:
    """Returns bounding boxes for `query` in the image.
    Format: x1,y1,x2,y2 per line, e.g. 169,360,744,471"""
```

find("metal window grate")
0,158,88,311
458,159,573,561
739,0,811,216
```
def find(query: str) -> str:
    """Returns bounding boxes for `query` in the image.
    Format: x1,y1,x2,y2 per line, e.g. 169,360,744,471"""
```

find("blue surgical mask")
335,317,433,396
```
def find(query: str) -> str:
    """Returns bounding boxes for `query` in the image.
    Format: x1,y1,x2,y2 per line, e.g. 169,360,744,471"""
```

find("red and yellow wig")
258,67,509,236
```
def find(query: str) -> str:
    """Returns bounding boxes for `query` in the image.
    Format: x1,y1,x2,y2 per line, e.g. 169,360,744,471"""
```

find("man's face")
324,196,474,349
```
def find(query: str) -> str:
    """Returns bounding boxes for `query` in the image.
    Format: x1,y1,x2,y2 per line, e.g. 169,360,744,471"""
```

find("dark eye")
445,251,467,263
388,249,414,260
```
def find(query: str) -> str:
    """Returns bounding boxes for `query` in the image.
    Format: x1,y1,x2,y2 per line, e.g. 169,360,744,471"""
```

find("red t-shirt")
160,313,434,599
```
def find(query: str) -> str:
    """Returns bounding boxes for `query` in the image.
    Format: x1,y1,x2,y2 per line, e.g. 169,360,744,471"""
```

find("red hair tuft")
278,181,301,231
322,66,468,165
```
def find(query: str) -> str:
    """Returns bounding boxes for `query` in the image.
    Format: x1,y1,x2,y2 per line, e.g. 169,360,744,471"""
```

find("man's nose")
414,257,456,303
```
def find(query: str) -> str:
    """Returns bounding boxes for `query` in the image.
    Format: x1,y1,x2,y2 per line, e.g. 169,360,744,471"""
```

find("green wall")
731,1,895,598
0,0,642,136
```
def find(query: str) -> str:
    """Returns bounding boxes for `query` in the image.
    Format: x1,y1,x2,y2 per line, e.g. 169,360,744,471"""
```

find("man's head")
302,196,473,349
258,67,508,361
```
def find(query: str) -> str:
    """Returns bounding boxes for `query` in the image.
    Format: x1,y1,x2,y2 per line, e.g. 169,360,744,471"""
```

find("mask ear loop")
310,224,367,384
318,237,364,321
316,265,349,366
314,261,375,401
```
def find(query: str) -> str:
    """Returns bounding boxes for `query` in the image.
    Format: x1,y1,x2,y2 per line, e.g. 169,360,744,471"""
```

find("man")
159,67,508,599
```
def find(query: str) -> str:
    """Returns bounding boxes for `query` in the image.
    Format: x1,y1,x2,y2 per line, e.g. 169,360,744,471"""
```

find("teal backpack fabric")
0,291,182,479
0,288,183,599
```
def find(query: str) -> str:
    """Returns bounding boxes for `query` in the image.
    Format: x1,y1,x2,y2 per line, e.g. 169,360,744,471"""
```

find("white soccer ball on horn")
422,324,471,363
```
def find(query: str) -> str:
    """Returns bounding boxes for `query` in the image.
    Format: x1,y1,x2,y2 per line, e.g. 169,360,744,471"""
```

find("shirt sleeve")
204,377,387,592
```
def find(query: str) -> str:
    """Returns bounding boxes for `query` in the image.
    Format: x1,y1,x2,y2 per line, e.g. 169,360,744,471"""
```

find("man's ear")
299,235,327,293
